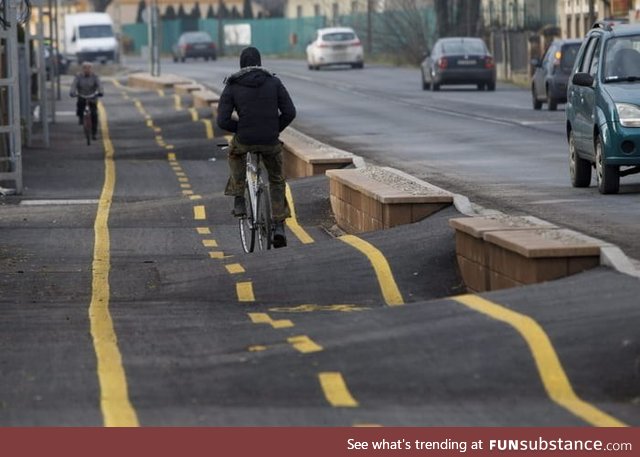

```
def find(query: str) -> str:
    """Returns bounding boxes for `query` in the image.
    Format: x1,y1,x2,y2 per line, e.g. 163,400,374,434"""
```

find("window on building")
297,5,302,17
351,1,358,13
332,2,339,20
314,3,320,16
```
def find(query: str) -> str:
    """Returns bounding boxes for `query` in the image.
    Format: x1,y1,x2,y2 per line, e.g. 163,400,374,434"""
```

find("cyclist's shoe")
273,221,287,248
232,196,246,217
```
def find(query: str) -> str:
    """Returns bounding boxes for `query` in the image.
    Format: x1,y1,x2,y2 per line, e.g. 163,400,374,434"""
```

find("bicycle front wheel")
239,184,255,253
256,185,272,251
84,113,92,145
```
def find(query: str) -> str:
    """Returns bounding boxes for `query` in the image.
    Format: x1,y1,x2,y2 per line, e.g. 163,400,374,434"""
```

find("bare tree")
434,0,481,37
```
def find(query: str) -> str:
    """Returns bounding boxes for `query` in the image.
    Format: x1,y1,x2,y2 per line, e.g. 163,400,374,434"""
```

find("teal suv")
566,21,640,194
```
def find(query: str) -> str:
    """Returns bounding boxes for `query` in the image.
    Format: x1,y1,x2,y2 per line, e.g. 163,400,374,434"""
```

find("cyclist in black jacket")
217,47,296,248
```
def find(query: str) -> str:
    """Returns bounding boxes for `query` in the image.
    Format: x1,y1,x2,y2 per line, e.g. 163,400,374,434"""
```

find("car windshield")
604,35,640,81
322,32,356,42
184,33,211,43
441,40,486,55
78,25,114,39
560,43,581,72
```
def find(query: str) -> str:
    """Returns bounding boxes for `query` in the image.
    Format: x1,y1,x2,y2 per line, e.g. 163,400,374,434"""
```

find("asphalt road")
128,56,640,262
0,72,638,426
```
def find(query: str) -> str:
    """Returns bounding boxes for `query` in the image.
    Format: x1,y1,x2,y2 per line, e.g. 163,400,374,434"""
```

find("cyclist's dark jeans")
76,99,98,135
225,135,291,222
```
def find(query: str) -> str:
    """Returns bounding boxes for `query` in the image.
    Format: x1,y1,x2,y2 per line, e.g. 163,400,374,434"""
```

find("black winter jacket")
216,67,296,145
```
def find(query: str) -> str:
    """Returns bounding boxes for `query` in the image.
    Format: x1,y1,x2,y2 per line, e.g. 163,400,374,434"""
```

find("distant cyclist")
217,46,296,248
70,61,103,141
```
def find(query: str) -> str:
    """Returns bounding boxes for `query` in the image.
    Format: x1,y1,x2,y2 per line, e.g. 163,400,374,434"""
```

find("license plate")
332,45,347,50
457,59,477,65
195,44,207,49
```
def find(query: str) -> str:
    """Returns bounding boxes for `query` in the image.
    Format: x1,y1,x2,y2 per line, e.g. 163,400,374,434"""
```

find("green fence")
122,10,435,59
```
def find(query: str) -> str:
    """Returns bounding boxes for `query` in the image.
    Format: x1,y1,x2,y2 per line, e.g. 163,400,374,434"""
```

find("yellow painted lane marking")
236,282,255,302
249,345,267,352
285,184,314,244
201,119,214,139
167,153,176,161
189,107,199,122
452,294,627,427
182,190,194,195
92,103,139,427
339,235,404,306
178,177,189,183
155,135,163,142
248,312,293,329
269,304,369,313
165,145,175,150
202,239,218,248
224,134,233,143
197,227,211,235
189,195,202,201
111,79,123,88
153,127,161,133
180,183,191,189
175,172,186,177
174,94,183,111
288,335,323,353
157,89,165,97
209,251,227,259
318,372,358,407
146,119,154,128
225,263,245,274
193,205,206,220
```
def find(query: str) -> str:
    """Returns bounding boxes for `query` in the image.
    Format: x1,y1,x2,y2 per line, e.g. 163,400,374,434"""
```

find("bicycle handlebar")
75,92,102,100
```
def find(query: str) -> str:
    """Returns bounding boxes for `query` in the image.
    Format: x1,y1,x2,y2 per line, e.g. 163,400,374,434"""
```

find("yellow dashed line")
201,119,214,139
178,177,189,183
157,89,165,97
153,127,161,133
318,372,358,408
248,312,293,329
182,190,194,195
189,195,202,201
285,184,314,244
288,335,323,353
453,294,627,427
167,153,176,161
189,107,199,122
180,183,191,189
209,251,227,259
174,94,183,111
146,119,154,128
225,263,245,274
193,205,206,220
165,145,175,150
236,282,255,302
339,235,404,306
202,239,218,248
197,227,211,235
91,103,139,426
175,171,186,177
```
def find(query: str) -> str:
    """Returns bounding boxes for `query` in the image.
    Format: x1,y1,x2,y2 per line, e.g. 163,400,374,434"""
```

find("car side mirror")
530,58,541,67
572,72,594,87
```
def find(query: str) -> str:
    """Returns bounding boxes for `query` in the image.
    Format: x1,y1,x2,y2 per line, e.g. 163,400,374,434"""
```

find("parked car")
306,27,364,70
566,21,640,194
172,31,217,62
531,39,582,110
44,45,70,79
420,37,496,91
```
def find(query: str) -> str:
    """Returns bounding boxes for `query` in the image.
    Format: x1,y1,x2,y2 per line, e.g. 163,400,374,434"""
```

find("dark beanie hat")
240,46,262,68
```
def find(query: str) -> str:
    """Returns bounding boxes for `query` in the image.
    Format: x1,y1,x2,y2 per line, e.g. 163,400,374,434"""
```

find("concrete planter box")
280,129,353,178
327,167,453,233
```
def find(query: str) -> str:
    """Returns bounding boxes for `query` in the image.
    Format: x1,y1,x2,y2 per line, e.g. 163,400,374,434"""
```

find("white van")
62,13,117,63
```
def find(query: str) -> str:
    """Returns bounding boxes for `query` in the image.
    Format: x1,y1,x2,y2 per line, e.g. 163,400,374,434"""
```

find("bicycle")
77,92,99,145
238,150,274,253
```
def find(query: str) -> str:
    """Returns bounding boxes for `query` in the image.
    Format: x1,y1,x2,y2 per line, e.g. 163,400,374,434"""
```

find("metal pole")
366,0,372,55
37,0,50,147
8,0,23,192
47,0,56,123
588,0,595,26
24,19,33,146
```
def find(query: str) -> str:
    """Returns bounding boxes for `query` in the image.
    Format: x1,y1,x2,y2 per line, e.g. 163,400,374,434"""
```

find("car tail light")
317,42,330,48
438,57,448,69
484,56,494,69
350,40,361,47
209,43,216,49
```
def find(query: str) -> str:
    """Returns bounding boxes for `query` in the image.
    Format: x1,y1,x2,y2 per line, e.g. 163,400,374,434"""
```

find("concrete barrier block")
175,83,204,95
193,90,219,108
280,129,354,178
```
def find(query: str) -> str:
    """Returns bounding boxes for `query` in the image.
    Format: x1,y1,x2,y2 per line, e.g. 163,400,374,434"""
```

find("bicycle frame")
78,93,98,146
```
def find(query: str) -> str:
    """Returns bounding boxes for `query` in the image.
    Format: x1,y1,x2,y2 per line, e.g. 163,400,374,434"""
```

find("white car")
306,27,364,70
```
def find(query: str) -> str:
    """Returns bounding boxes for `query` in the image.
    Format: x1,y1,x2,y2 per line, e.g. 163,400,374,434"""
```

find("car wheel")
595,136,620,194
431,81,440,91
477,83,485,91
421,71,430,90
532,86,542,110
487,82,496,91
569,131,591,187
547,88,558,111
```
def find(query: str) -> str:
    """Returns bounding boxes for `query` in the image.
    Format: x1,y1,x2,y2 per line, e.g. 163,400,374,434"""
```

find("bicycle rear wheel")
83,112,92,145
256,185,272,251
239,184,255,253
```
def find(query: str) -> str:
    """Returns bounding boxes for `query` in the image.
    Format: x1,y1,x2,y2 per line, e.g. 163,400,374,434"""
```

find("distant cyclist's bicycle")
78,92,99,145
239,151,274,253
